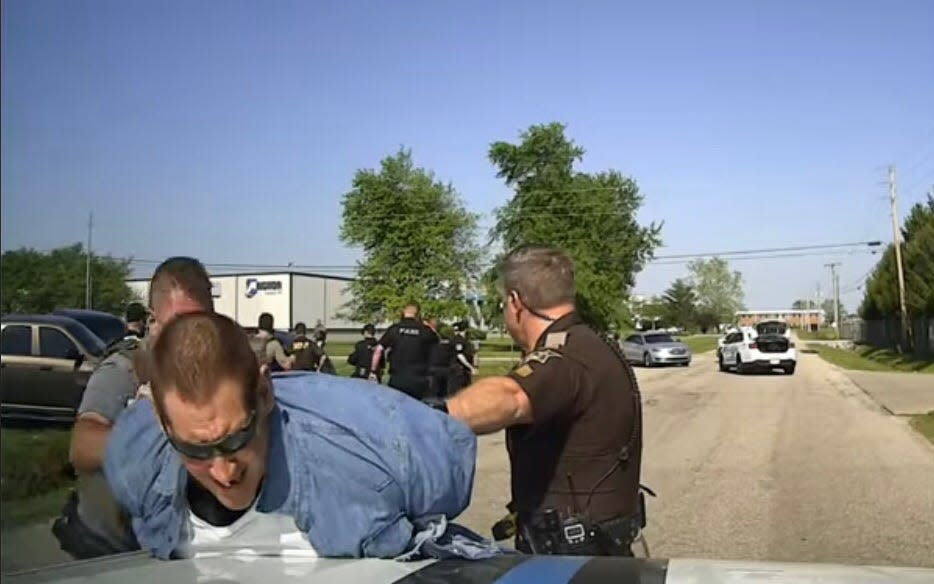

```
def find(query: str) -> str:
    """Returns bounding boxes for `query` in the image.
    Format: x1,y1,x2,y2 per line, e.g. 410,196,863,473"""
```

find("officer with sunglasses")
435,245,646,557
104,311,494,560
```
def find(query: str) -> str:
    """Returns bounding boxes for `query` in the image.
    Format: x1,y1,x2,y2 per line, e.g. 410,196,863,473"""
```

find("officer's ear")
507,290,523,311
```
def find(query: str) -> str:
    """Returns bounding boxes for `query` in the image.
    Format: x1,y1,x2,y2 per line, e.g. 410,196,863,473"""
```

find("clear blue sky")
3,0,933,311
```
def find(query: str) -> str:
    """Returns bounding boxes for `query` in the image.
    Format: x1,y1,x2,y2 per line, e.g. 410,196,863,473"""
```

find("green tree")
0,244,134,315
478,266,504,332
661,278,697,331
694,309,721,334
860,195,934,319
340,149,482,322
687,257,745,325
488,123,661,330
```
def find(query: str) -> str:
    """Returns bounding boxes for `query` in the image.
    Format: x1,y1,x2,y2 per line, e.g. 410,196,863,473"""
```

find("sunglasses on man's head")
165,411,258,461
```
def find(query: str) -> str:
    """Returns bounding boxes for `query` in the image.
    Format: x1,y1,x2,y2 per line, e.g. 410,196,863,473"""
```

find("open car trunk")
755,321,790,353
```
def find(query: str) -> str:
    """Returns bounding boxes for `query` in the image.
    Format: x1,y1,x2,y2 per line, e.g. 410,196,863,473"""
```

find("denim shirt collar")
257,404,290,513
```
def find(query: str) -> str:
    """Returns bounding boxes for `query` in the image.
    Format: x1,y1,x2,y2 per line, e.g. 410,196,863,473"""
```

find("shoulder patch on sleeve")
513,364,534,378
522,348,563,365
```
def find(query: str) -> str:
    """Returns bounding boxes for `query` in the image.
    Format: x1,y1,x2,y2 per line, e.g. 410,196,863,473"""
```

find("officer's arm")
70,415,113,473
446,375,533,434
69,358,136,473
370,345,384,377
456,352,476,373
270,341,294,370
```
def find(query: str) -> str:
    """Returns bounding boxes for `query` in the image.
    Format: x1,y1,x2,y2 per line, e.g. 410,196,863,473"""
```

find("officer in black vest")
426,319,453,398
348,324,381,381
447,320,477,395
437,246,646,557
370,303,437,400
290,322,323,371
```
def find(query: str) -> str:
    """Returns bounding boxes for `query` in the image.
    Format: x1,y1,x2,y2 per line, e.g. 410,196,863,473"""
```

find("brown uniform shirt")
506,312,642,524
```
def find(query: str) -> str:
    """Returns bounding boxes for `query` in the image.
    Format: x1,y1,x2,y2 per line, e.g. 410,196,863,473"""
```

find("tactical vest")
291,335,321,371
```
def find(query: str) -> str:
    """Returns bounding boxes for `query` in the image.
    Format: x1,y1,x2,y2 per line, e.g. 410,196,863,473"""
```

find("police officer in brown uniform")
439,245,645,556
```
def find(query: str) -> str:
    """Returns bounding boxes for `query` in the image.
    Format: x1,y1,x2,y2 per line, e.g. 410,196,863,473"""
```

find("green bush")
466,328,488,341
1,428,74,502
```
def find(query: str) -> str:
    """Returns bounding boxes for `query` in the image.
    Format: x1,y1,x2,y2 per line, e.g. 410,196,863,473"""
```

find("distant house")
735,309,825,330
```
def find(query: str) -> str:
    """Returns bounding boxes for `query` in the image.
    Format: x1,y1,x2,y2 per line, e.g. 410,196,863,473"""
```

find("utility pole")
888,165,910,351
824,263,840,339
816,282,822,328
85,212,93,309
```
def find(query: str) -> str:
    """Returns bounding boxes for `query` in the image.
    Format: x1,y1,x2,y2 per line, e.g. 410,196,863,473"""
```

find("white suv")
718,320,797,375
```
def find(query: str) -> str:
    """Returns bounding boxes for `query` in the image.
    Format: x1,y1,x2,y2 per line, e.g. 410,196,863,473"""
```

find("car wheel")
735,354,745,374
784,365,796,375
718,353,727,372
643,353,652,368
680,361,690,367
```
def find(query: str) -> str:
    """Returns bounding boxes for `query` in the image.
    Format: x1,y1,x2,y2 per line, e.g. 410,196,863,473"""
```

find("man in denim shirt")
104,312,488,559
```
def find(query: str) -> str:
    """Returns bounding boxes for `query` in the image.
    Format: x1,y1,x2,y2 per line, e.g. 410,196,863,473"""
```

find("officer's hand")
367,373,378,382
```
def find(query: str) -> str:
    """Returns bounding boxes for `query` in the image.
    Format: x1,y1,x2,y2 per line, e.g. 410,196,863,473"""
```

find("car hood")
647,342,688,351
4,554,932,584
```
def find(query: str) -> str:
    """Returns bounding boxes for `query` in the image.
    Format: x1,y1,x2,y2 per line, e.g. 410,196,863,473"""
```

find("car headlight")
650,348,662,353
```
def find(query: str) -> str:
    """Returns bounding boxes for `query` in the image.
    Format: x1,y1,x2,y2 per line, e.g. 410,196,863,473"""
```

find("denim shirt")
104,372,486,559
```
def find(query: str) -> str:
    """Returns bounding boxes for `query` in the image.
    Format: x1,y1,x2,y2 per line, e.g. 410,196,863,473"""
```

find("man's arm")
70,356,137,473
371,327,394,377
445,376,532,434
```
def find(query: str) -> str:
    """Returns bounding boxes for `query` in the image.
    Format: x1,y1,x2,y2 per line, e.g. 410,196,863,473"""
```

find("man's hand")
368,372,379,382
445,375,533,435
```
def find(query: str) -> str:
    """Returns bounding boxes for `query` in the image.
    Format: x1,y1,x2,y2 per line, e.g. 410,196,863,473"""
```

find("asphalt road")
459,352,934,568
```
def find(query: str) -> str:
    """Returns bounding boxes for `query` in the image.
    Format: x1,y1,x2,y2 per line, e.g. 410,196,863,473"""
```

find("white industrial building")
127,271,367,338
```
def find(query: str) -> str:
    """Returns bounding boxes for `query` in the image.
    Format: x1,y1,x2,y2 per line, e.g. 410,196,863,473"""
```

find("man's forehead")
161,381,251,428
162,387,250,442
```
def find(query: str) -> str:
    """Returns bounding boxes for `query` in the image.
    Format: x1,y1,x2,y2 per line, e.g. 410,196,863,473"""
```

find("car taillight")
748,342,758,349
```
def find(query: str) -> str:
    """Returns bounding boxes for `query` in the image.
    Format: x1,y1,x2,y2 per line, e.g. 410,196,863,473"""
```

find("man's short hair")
126,302,148,324
150,312,258,420
149,257,214,312
499,245,576,311
294,322,307,336
362,324,376,336
258,313,274,333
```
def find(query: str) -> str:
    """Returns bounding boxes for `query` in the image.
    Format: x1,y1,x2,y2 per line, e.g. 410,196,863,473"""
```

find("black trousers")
388,372,430,400
447,369,472,395
428,367,449,398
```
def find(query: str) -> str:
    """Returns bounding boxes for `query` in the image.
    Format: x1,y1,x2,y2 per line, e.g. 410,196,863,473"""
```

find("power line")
650,240,880,260
123,242,879,275
649,249,876,266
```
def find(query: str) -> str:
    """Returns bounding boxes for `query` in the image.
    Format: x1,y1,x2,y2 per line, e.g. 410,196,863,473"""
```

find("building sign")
245,278,283,299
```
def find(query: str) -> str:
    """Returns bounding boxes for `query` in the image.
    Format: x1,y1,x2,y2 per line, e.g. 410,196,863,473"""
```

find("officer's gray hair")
498,245,575,310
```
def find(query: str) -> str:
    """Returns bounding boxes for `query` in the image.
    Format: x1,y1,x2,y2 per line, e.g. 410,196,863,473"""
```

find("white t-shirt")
183,503,318,558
